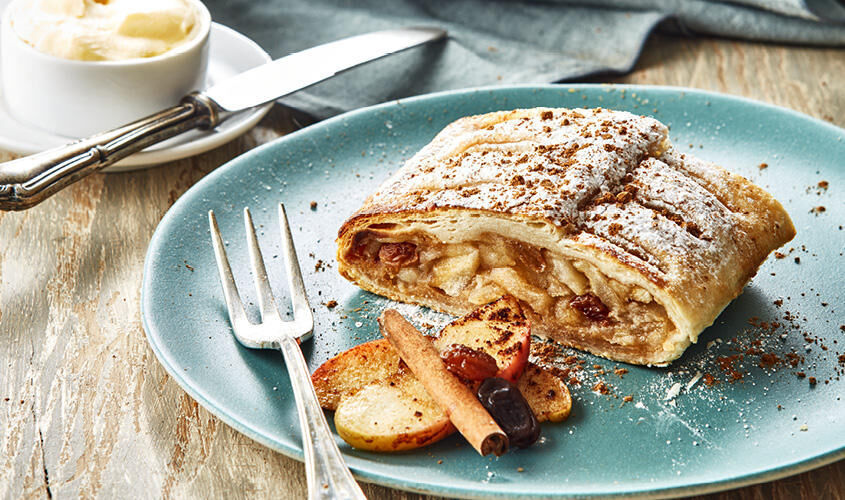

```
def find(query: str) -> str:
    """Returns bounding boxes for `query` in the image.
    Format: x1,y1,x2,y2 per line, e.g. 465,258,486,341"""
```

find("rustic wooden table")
1,34,843,500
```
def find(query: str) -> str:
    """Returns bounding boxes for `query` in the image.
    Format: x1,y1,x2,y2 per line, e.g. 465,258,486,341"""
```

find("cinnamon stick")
378,309,508,456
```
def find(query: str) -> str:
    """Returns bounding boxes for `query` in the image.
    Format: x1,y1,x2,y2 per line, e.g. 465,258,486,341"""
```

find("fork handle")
278,336,367,500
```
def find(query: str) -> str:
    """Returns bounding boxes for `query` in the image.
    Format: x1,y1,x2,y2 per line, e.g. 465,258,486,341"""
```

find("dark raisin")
477,377,540,448
570,293,609,321
378,242,419,268
441,344,498,381
348,231,378,260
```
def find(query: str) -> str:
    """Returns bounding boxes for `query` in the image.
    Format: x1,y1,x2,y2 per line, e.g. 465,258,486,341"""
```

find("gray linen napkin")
203,0,844,120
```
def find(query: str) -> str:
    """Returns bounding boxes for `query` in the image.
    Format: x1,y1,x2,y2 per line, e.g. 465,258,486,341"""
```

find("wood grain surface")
1,34,843,500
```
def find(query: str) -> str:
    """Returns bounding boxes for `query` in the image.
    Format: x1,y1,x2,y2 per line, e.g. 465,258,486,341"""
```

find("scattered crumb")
325,300,338,309
665,382,682,401
758,162,768,170
517,467,525,473
310,201,317,210
810,206,826,215
686,371,703,391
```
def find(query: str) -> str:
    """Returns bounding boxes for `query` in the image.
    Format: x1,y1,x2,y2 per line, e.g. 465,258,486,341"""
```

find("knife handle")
0,93,221,211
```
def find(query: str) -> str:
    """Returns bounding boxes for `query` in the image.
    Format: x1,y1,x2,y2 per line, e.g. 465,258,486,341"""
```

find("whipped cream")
10,0,201,61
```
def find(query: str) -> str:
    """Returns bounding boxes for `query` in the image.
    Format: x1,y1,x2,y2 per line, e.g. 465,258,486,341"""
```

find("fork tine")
278,203,314,329
208,210,251,332
243,207,280,322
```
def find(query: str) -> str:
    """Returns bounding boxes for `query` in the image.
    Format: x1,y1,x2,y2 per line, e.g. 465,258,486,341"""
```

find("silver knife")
0,27,447,210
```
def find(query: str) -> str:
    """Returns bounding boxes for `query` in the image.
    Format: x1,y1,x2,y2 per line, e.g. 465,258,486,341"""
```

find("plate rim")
141,83,845,499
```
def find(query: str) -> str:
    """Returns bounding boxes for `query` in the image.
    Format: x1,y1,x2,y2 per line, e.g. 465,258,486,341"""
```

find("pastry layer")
337,107,795,365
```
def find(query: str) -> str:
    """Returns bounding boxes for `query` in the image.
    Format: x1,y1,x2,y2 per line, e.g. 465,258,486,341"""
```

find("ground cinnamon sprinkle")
547,366,571,380
786,353,803,367
592,381,610,394
759,353,781,368
716,355,744,382
702,373,717,386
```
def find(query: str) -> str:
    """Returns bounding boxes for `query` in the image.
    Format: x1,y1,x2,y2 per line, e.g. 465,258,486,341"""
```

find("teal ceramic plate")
142,85,845,498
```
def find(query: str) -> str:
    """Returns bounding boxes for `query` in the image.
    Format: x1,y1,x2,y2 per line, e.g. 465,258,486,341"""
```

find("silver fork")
209,203,366,500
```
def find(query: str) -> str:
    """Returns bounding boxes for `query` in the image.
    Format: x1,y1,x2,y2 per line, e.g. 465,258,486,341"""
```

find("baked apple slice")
333,370,455,452
517,363,572,423
312,338,399,411
432,295,530,382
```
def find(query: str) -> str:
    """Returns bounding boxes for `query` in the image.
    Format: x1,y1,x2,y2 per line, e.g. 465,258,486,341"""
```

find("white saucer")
0,23,273,172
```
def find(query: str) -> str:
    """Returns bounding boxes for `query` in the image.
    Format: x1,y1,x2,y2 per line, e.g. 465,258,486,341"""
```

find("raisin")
477,377,540,448
570,293,609,321
441,344,498,381
348,231,378,260
378,242,419,268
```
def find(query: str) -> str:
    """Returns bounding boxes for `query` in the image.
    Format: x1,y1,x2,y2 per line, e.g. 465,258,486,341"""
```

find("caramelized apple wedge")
334,370,455,452
312,338,399,411
517,363,572,423
432,295,530,382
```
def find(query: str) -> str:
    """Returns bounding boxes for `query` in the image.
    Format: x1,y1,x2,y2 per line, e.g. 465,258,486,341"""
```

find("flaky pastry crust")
336,108,795,365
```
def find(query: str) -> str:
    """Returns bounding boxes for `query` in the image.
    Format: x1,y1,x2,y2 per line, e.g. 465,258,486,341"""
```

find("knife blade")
206,27,446,112
0,26,447,210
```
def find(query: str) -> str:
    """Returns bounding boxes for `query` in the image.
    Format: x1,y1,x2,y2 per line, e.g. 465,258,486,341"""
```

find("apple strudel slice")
336,107,795,365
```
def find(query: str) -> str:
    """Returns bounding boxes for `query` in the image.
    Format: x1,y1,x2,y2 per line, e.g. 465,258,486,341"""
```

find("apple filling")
348,230,677,359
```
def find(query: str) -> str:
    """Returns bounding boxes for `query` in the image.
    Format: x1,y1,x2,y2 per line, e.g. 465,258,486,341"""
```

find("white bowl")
0,0,211,138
